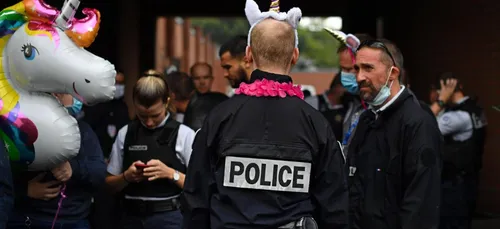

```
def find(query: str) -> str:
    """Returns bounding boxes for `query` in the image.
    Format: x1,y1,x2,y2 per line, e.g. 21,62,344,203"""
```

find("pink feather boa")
235,79,304,100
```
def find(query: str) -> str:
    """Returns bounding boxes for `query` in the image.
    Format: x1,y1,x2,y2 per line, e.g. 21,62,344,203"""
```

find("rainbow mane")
0,0,60,166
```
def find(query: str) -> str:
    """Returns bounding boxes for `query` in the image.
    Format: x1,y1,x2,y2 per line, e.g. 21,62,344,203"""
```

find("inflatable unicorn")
0,0,116,171
245,0,302,48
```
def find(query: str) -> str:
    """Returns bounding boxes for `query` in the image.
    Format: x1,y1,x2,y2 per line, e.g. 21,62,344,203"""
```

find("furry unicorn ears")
245,0,302,47
324,28,361,53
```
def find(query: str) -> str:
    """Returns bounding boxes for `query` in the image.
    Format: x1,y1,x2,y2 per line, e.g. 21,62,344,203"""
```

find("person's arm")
400,116,442,229
0,142,13,226
311,126,349,229
69,122,106,189
431,78,457,116
143,124,195,188
181,125,214,229
436,111,470,136
105,126,130,193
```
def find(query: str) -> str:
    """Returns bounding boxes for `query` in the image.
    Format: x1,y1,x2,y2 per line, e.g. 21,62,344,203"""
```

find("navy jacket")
0,140,14,228
11,121,106,222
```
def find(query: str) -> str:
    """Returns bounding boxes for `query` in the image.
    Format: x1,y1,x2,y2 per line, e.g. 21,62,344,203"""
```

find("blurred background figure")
190,62,214,94
218,35,253,89
165,71,196,124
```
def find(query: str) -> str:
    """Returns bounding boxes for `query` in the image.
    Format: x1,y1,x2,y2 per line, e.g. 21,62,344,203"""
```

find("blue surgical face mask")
66,97,83,116
340,72,359,94
368,66,394,107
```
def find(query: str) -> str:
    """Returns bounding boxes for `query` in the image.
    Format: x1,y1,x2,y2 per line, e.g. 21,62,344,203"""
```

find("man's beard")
358,80,381,102
230,67,249,88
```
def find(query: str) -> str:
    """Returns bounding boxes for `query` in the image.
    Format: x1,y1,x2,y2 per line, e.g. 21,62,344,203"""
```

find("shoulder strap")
124,119,141,153
157,119,181,149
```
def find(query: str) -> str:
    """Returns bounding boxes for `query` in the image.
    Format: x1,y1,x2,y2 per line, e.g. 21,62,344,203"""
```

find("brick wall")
386,1,500,213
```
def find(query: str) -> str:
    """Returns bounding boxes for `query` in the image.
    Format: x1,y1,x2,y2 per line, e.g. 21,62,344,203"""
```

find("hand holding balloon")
27,173,62,201
51,161,72,182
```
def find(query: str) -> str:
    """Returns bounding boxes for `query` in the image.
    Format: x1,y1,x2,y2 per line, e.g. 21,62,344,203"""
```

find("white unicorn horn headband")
245,0,302,48
323,28,361,54
55,0,81,30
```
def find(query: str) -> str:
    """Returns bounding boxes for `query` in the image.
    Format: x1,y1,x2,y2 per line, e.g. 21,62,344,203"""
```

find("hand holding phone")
135,162,149,169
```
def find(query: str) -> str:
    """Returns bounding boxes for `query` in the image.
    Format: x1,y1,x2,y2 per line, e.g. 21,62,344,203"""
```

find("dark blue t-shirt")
11,121,106,223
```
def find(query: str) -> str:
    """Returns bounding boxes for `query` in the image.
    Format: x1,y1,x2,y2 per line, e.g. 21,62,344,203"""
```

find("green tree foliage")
191,17,341,68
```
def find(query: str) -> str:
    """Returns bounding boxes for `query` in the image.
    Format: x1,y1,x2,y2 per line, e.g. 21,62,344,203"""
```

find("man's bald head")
248,19,298,72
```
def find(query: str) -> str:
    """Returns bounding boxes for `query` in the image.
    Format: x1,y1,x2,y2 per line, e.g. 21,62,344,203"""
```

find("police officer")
181,1,349,228
348,39,442,229
105,75,196,229
430,73,487,229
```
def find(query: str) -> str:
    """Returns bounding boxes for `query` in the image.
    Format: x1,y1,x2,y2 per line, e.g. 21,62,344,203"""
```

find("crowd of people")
0,1,489,229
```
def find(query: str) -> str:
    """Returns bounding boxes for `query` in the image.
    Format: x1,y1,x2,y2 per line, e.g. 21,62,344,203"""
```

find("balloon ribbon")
50,183,67,229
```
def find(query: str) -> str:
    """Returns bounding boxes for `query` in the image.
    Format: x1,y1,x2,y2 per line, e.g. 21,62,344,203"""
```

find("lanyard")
342,118,359,145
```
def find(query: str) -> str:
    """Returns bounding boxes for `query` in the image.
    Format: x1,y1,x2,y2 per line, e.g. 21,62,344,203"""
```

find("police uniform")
107,113,195,229
181,70,349,229
348,87,442,229
437,96,487,229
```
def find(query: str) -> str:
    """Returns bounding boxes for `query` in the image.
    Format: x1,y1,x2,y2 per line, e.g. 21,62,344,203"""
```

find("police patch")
223,156,311,193
128,145,148,151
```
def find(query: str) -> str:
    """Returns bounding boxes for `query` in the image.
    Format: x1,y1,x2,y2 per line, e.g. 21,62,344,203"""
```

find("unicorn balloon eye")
21,43,39,61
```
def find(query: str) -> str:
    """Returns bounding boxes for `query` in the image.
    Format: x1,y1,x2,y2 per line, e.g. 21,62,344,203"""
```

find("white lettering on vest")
223,156,311,193
128,145,148,151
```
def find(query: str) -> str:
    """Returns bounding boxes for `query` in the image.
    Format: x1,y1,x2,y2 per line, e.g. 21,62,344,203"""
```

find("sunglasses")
357,40,396,65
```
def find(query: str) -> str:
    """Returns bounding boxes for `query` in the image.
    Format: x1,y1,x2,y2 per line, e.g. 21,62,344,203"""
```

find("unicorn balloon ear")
346,34,361,51
245,0,263,26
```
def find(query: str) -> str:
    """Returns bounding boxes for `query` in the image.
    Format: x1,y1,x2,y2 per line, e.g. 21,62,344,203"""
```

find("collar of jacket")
249,69,293,84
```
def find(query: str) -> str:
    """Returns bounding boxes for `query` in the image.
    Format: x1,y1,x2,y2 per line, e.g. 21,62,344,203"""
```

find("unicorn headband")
323,28,361,53
245,0,302,48
324,28,360,63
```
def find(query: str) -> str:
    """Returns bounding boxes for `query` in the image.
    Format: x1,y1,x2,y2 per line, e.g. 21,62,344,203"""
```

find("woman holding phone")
105,70,196,229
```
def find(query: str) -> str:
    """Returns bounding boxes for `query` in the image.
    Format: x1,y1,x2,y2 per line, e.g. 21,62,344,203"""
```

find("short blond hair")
133,73,176,115
250,19,295,69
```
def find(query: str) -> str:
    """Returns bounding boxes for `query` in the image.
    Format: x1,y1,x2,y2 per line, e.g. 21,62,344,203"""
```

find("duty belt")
278,217,318,229
123,198,180,215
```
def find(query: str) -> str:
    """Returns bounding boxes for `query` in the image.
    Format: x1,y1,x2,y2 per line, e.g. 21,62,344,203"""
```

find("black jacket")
348,88,442,229
181,69,348,229
183,92,228,131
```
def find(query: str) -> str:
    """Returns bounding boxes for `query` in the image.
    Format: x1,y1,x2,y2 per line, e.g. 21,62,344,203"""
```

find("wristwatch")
172,170,180,181
437,100,445,108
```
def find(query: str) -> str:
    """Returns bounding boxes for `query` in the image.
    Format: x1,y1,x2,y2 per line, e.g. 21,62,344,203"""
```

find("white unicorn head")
2,0,115,106
244,0,302,48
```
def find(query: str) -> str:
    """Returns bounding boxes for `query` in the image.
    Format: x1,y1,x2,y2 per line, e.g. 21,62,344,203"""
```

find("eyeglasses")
357,40,396,65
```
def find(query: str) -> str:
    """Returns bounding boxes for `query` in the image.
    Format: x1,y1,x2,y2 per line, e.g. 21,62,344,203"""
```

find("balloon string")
51,183,67,229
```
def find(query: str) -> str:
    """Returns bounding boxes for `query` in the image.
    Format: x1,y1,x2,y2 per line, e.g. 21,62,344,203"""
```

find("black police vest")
443,99,487,176
122,119,186,197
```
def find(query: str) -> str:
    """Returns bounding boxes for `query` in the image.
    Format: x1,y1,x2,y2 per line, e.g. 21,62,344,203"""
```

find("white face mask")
367,66,394,106
114,84,125,99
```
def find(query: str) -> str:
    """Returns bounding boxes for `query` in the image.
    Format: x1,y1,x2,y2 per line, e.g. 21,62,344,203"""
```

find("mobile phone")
135,163,149,169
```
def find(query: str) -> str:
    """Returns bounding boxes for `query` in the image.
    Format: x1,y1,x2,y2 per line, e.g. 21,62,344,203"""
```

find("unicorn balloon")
0,0,116,171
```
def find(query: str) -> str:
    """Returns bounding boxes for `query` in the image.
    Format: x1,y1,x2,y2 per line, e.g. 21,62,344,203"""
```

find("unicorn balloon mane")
244,0,302,48
0,0,116,171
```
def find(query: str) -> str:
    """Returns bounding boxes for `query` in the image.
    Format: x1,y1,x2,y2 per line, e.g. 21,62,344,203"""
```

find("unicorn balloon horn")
270,0,280,12
55,0,81,30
